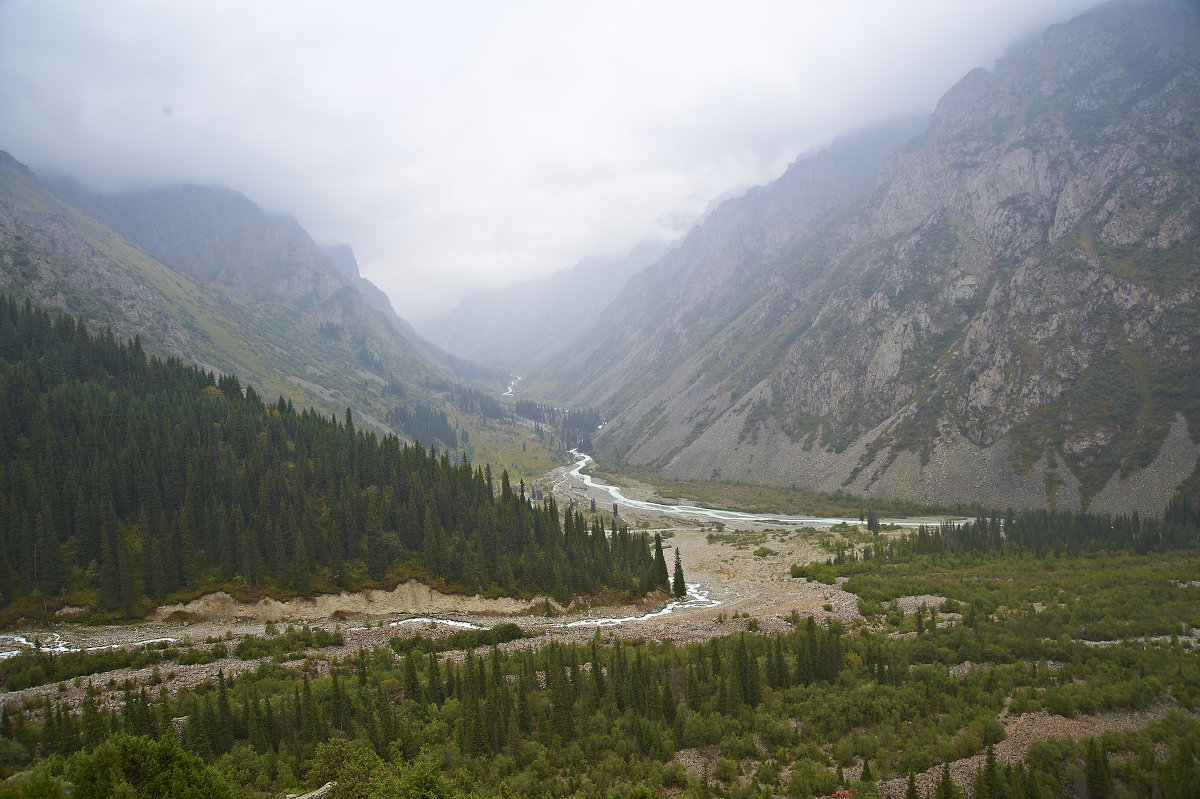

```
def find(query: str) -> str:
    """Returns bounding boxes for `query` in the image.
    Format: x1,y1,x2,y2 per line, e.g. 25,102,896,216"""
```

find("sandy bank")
150,580,564,623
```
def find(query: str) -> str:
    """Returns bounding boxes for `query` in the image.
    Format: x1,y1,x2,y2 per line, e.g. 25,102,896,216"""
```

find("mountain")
48,178,504,385
0,157,499,448
321,243,397,319
524,115,928,408
530,0,1200,514
418,239,672,375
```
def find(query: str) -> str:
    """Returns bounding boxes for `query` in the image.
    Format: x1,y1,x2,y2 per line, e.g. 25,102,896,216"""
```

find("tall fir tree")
672,548,686,598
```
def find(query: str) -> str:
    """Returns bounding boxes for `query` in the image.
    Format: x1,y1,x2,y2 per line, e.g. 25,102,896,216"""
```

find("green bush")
714,757,740,783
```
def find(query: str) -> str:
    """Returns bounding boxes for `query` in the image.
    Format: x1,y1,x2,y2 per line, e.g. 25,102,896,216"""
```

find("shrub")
714,757,740,783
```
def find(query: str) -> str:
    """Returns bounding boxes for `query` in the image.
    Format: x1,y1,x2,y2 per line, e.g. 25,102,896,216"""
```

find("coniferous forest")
0,296,668,619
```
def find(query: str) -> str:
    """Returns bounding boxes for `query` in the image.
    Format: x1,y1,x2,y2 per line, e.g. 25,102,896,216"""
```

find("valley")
2,2,1200,796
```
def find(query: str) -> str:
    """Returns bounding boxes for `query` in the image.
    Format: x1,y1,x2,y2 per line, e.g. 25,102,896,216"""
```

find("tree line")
794,501,1200,580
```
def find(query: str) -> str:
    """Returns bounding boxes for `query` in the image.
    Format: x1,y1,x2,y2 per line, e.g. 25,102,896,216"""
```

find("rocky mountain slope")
49,179,501,385
0,157,497,440
530,0,1200,513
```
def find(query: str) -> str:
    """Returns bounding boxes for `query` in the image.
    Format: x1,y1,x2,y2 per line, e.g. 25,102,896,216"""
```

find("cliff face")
527,116,929,411
535,1,1200,512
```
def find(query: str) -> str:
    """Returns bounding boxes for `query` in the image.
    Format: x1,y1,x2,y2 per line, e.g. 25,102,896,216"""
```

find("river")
0,632,179,661
554,449,928,528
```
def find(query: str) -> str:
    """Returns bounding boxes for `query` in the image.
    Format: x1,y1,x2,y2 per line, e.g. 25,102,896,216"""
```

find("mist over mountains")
2,1,1198,515
418,239,672,375
5,4,1200,796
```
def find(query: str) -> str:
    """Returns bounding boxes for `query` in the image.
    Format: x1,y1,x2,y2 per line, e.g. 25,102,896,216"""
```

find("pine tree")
983,744,1002,799
248,694,270,753
672,548,686,597
653,533,669,590
263,696,279,751
657,680,675,724
300,674,319,745
686,664,701,710
734,633,761,707
183,708,213,760
426,652,446,706
936,762,956,799
81,690,106,750
404,654,423,707
1086,738,1113,799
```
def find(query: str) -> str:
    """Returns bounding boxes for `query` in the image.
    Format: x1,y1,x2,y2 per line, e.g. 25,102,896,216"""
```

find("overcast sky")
0,1,1106,321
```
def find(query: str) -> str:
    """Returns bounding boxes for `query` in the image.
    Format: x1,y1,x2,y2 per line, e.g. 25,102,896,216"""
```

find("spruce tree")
936,762,956,799
426,652,445,706
1086,738,1113,799
215,671,234,754
81,690,106,750
672,548,686,597
653,533,669,590
183,710,213,760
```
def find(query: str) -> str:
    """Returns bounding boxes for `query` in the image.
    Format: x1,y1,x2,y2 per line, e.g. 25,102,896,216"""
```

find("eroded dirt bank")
150,579,560,624
0,522,850,715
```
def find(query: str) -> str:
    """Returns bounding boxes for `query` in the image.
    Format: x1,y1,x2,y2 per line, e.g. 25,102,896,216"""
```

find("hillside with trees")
0,296,671,620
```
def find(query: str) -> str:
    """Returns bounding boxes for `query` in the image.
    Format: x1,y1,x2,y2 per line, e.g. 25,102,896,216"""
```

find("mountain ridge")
0,156,503,448
529,0,1200,514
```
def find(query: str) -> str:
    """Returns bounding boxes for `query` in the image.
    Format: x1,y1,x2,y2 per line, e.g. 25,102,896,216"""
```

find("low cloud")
0,0,1105,320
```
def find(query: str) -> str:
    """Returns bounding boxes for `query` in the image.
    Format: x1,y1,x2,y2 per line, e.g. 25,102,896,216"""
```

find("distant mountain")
49,178,504,386
531,0,1200,514
0,158,500,447
418,239,672,374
